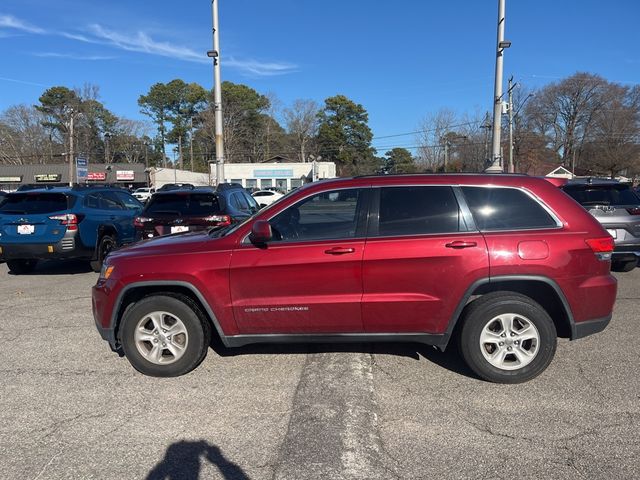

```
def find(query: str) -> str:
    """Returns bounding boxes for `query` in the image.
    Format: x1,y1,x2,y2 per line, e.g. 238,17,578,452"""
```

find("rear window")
462,187,558,231
144,193,221,216
562,184,640,206
0,193,72,214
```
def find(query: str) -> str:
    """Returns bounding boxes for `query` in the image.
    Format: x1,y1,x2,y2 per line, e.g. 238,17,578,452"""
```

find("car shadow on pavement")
6,259,93,275
146,440,248,480
209,337,478,381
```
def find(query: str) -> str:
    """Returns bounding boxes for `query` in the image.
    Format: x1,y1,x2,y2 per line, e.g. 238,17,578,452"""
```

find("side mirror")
249,220,273,244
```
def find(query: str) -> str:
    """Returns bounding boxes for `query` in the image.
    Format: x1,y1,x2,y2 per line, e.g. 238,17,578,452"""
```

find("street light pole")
508,76,516,173
486,0,510,173
68,110,75,186
209,0,225,184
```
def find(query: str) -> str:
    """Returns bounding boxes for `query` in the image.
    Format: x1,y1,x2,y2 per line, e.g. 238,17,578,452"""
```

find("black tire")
120,294,211,377
90,234,116,272
611,259,638,272
458,292,557,384
6,259,38,274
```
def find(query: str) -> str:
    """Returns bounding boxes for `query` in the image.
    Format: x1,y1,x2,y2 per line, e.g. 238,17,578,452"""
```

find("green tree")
36,86,80,144
383,148,417,174
317,95,377,175
138,82,173,159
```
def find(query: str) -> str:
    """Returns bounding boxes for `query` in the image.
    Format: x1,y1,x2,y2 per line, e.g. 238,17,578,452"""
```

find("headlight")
100,263,115,280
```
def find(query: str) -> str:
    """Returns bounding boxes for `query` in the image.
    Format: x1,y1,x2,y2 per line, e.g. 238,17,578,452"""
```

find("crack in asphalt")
273,349,394,480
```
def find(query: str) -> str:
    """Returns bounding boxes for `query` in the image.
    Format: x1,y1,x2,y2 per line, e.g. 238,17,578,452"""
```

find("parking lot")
0,261,638,479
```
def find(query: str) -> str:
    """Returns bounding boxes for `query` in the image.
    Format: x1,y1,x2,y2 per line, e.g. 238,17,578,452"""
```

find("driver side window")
269,188,363,242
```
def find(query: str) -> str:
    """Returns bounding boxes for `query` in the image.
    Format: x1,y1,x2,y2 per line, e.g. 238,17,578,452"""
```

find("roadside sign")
76,157,88,181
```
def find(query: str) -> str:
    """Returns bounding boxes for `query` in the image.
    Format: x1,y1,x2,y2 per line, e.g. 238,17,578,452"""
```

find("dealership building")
214,158,337,191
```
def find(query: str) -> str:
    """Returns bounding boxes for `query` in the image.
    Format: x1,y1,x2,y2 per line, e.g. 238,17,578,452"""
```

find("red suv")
92,174,617,383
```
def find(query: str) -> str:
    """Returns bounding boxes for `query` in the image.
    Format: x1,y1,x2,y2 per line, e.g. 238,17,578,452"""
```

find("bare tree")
0,105,56,164
415,109,457,171
283,99,320,162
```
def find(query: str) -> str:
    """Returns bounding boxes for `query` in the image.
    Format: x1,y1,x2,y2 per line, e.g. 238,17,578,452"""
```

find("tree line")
1,72,638,178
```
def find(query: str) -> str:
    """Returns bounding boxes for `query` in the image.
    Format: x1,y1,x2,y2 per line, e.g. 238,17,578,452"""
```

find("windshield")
563,184,640,206
144,193,220,216
0,192,72,214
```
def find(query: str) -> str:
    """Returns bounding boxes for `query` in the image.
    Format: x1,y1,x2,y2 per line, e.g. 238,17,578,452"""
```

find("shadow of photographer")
147,440,248,480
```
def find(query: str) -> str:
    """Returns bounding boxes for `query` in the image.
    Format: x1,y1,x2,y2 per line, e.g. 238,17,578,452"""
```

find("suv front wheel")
458,292,557,384
120,294,211,377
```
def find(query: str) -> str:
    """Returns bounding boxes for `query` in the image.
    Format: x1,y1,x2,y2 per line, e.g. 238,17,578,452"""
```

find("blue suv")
0,186,142,274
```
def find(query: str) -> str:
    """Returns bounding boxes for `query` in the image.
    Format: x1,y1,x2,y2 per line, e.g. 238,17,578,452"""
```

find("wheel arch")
111,281,227,349
445,275,576,348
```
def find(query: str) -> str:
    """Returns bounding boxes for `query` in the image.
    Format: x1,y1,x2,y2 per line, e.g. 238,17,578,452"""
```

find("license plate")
171,226,189,234
17,224,35,235
607,229,617,239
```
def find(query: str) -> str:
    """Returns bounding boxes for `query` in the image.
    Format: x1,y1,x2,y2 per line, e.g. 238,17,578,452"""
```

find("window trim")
367,185,469,239
459,184,563,232
241,186,372,245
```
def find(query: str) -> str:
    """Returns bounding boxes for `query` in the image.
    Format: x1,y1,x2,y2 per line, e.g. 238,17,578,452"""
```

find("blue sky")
1,0,639,153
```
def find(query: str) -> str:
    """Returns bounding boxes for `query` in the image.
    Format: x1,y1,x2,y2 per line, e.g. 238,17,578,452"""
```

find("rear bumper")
0,231,91,261
572,314,612,340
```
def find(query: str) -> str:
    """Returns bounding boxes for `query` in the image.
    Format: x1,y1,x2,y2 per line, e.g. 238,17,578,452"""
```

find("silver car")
563,179,640,271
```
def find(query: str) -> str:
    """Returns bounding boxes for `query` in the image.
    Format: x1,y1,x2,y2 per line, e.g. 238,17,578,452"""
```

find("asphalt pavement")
0,260,638,479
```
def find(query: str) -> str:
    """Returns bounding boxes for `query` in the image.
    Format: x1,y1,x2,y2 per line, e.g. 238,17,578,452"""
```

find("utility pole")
208,0,225,184
507,76,516,173
189,117,194,171
444,141,449,172
178,134,183,170
485,0,510,173
68,110,75,186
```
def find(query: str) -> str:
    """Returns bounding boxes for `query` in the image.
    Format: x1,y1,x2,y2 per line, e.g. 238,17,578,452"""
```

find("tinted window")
144,193,221,216
100,191,125,211
462,187,557,231
563,184,640,206
231,192,249,212
254,191,274,197
270,188,362,242
243,192,259,212
377,186,460,236
114,191,143,210
0,193,71,214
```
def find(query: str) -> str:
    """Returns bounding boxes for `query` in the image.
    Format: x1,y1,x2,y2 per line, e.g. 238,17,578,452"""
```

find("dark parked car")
561,178,640,272
134,184,259,240
0,185,142,273
93,174,617,383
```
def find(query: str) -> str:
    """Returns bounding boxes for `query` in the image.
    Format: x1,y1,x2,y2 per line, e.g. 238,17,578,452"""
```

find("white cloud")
0,14,45,34
0,14,298,77
33,52,115,61
87,24,208,64
226,56,298,77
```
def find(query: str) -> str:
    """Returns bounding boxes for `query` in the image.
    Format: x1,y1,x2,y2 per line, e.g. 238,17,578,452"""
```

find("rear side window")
377,186,460,236
144,193,221,215
462,187,558,231
562,184,640,206
0,193,71,214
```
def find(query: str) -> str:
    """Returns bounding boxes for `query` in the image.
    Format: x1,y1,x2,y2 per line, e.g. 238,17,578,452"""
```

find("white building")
212,157,337,191
149,168,211,188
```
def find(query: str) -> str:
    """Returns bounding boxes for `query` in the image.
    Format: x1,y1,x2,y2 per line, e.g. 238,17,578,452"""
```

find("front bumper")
92,281,122,354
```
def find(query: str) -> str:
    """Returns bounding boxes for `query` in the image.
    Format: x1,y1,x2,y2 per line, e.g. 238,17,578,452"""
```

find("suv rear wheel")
90,234,116,272
611,258,638,272
120,294,211,377
458,292,557,384
6,259,38,274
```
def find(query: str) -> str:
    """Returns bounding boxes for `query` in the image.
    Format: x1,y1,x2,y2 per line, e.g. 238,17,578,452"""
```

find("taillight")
49,213,78,231
204,215,231,226
134,217,152,229
585,236,614,261
626,207,640,215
